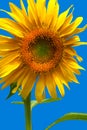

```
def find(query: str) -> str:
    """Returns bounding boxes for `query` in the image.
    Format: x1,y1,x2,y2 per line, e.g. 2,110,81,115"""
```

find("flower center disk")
30,37,55,63
21,29,63,72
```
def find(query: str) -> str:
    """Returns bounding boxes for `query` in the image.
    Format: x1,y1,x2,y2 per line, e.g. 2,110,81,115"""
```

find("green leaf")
11,101,24,104
12,100,37,108
46,113,87,130
6,82,17,99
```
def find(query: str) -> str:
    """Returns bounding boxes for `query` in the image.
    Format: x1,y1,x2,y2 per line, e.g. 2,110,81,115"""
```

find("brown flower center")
21,29,63,72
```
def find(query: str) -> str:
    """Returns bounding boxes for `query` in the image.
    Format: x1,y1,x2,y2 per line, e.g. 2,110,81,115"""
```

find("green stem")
24,94,32,130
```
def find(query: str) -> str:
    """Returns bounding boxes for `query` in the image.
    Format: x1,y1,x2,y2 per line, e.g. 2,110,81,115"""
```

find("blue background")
0,0,87,130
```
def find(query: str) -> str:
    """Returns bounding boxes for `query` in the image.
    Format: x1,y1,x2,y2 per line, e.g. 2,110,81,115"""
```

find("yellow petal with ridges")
0,42,19,50
20,0,26,14
60,62,79,83
63,24,87,38
0,52,19,67
73,69,81,75
60,61,81,76
73,24,87,35
64,35,80,46
46,0,59,28
36,0,46,26
21,72,36,99
64,47,77,56
59,13,73,32
67,60,84,70
1,80,11,90
0,35,21,47
49,2,59,30
12,68,29,93
74,42,87,46
0,18,24,37
56,68,70,89
0,35,19,50
35,74,45,102
45,72,57,98
0,60,21,78
76,55,83,62
0,50,18,57
64,47,83,62
27,0,40,27
2,3,30,30
52,72,65,96
1,67,23,89
60,17,83,37
62,57,84,71
54,5,73,31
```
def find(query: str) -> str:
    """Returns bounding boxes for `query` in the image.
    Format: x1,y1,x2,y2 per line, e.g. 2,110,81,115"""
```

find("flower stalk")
24,94,32,130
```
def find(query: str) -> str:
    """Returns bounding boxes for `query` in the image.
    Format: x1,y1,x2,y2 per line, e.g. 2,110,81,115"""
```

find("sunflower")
0,0,87,102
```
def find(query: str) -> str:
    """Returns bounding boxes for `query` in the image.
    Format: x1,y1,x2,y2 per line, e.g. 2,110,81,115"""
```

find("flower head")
0,0,87,101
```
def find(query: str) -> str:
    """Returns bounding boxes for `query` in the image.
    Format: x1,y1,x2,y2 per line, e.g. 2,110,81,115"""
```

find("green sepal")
41,98,61,104
31,98,61,109
6,82,17,99
11,98,61,109
45,113,87,130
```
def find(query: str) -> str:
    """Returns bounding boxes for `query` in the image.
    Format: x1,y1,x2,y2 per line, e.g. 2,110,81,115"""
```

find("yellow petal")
27,0,40,27
0,35,21,46
21,71,33,89
52,72,65,96
67,60,84,70
0,3,30,30
35,74,45,102
0,18,25,37
61,59,81,75
49,2,59,30
21,72,36,99
9,2,30,29
20,0,27,14
36,0,46,26
54,5,73,31
64,47,83,62
0,42,19,50
56,67,70,89
60,17,83,37
46,0,59,28
13,68,29,93
1,80,11,89
60,62,80,83
45,72,57,98
64,47,77,56
73,42,87,46
62,56,84,73
63,24,87,38
0,60,21,78
0,35,19,50
72,69,81,75
0,35,11,40
0,52,19,67
1,67,23,89
0,50,18,57
12,68,27,93
76,55,83,62
63,35,80,46
59,12,73,32
73,24,87,35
